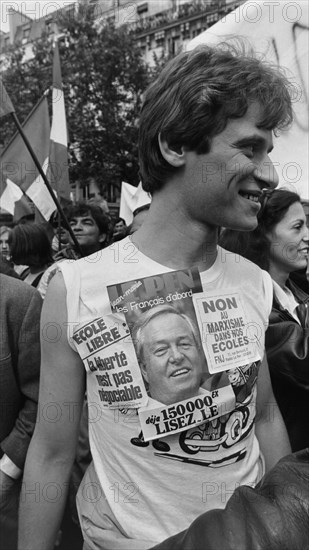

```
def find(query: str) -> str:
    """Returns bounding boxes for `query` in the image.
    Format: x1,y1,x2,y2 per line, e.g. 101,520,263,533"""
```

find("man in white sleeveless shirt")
19,43,292,550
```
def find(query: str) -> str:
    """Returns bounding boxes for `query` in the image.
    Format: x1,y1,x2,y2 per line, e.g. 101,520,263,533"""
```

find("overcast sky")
0,1,76,32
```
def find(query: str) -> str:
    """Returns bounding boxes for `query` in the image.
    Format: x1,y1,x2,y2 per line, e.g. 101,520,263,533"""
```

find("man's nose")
169,345,184,363
73,221,82,231
253,156,279,190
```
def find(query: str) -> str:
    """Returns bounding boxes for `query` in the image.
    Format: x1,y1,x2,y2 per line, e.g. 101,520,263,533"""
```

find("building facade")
0,3,76,70
1,0,243,68
84,0,243,64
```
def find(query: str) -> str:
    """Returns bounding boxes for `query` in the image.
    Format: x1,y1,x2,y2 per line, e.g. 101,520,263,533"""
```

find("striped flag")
48,41,71,201
0,79,15,118
119,182,151,224
0,178,37,223
0,179,23,214
0,96,56,220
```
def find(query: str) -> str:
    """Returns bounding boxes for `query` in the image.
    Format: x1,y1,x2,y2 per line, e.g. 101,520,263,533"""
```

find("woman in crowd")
8,223,53,287
0,225,11,262
0,225,21,278
219,189,309,451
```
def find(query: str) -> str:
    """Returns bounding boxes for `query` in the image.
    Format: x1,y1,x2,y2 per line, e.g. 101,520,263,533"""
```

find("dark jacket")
266,280,309,451
0,274,42,469
150,449,309,550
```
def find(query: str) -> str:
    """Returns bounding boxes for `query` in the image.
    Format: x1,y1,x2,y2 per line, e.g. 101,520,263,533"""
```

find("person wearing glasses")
220,188,309,451
19,44,292,550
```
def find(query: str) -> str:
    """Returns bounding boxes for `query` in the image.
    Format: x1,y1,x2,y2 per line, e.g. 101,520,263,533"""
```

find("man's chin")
226,218,258,232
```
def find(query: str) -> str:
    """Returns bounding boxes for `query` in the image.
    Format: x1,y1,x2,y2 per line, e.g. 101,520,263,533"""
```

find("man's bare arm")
255,354,291,473
18,272,85,550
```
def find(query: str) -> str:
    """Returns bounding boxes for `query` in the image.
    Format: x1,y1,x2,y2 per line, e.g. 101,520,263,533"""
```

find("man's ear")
99,233,106,244
158,133,186,167
139,362,149,383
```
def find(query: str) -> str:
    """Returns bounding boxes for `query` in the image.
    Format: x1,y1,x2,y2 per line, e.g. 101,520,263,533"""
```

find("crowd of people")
128,0,221,35
0,40,308,550
0,202,146,287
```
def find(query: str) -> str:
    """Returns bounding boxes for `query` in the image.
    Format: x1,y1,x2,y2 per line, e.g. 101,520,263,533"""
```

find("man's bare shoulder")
45,269,66,300
41,270,84,371
42,270,68,328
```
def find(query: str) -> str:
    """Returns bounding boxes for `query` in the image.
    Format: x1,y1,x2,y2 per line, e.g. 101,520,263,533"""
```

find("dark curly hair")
66,202,110,237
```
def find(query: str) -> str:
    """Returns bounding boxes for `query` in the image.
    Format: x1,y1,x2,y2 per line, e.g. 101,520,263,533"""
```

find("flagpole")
1,91,50,156
57,212,63,252
9,111,82,255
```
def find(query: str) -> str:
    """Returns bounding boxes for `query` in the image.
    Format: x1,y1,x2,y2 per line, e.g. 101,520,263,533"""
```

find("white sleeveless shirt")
60,239,272,546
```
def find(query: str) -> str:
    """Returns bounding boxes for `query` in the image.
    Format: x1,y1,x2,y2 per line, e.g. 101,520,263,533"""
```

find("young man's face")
180,102,279,232
113,220,126,238
140,313,203,405
69,213,104,252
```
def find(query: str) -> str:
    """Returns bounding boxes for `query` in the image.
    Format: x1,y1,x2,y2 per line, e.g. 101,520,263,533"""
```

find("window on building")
155,30,165,43
172,37,180,55
23,27,30,39
137,2,148,14
207,13,218,23
45,19,53,33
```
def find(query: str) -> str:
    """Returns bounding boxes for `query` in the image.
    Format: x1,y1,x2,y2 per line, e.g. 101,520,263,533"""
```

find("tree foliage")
1,8,161,198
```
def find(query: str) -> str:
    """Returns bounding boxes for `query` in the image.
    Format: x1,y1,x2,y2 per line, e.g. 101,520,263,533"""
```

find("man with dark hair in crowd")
67,202,110,256
50,202,110,260
112,217,127,242
20,43,292,550
39,202,110,299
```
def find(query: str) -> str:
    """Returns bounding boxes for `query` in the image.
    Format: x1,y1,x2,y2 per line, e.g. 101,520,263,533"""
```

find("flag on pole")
0,79,15,118
119,182,151,224
48,40,71,201
13,193,36,223
0,178,23,214
0,96,56,220
0,179,40,222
